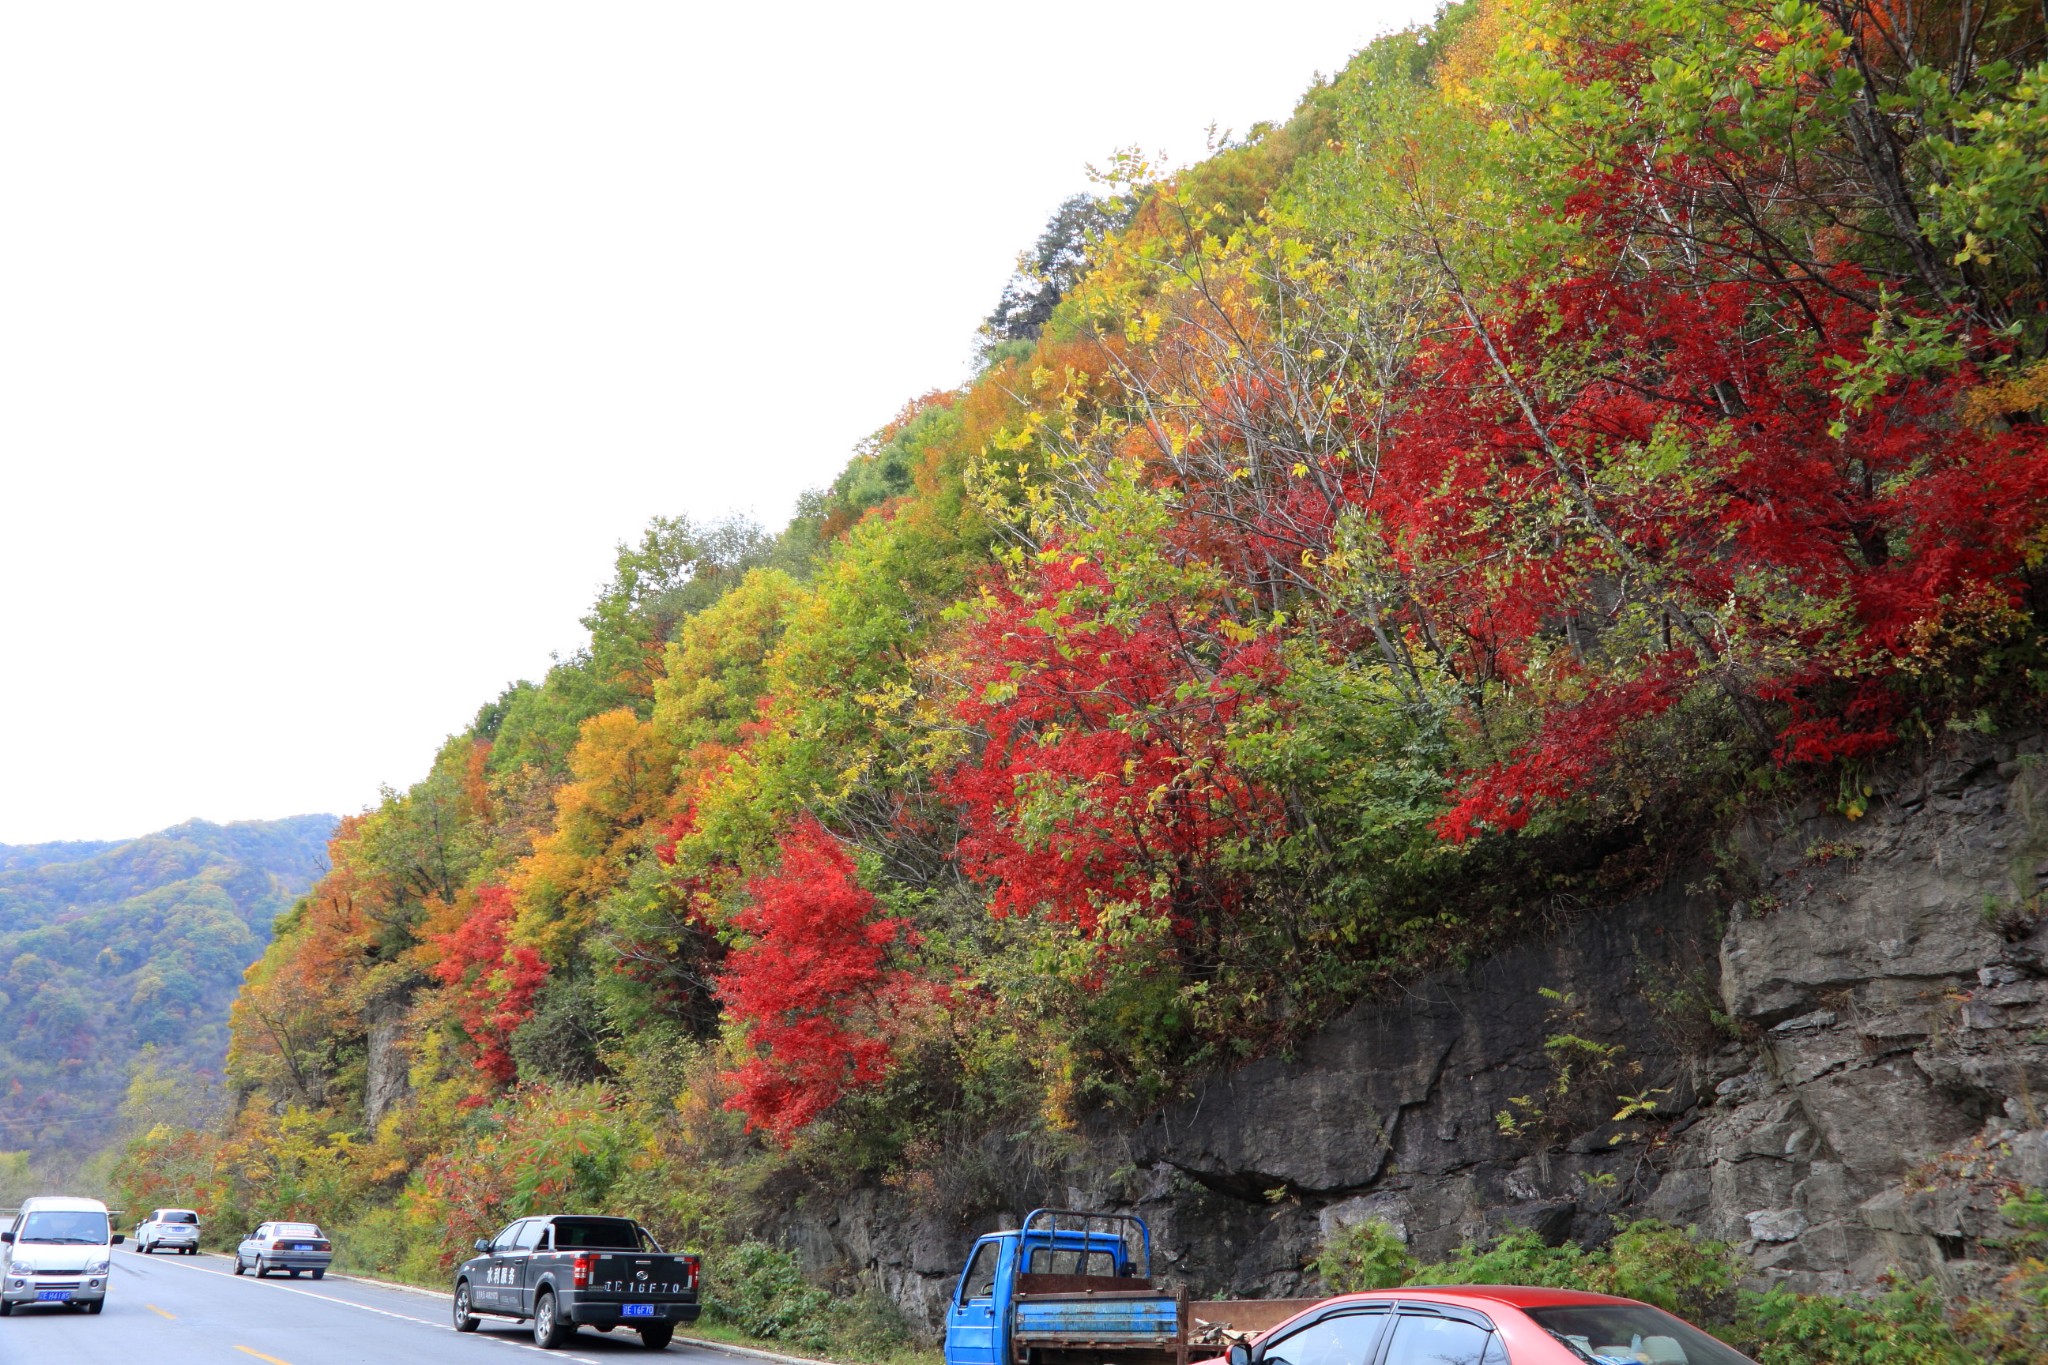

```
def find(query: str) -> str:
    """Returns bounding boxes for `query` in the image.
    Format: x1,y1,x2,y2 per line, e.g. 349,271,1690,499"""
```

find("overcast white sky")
0,1,1435,844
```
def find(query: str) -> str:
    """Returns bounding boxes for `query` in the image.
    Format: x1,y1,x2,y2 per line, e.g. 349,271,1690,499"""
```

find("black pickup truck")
452,1213,700,1350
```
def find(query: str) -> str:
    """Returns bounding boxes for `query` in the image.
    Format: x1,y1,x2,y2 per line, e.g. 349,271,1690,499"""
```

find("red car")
1215,1286,1756,1365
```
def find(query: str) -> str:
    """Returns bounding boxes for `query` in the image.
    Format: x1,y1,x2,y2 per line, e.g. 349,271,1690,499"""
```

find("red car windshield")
1525,1305,1754,1365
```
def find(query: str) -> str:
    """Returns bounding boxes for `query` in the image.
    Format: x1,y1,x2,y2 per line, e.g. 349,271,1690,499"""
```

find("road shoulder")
235,1255,847,1365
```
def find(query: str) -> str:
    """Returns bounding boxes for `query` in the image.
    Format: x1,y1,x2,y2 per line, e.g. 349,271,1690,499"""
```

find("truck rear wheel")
640,1322,675,1349
533,1290,569,1348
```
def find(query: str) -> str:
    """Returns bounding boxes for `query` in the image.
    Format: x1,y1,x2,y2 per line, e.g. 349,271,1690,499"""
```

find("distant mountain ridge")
0,839,120,875
0,814,336,1167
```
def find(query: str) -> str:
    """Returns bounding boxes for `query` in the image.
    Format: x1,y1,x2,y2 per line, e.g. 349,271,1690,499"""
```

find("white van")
0,1196,125,1314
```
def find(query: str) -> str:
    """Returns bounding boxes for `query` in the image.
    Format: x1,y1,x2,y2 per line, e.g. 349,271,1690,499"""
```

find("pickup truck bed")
1012,1277,1321,1365
1015,1280,1178,1348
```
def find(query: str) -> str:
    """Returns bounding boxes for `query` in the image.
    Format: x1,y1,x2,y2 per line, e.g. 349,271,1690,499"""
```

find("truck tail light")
572,1254,594,1289
683,1255,699,1290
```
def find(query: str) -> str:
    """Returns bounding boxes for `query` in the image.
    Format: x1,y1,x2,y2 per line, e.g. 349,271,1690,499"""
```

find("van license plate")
36,1290,70,1301
623,1303,655,1317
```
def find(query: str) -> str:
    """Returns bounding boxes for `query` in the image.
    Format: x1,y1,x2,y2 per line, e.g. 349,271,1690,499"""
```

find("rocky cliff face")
778,734,2048,1329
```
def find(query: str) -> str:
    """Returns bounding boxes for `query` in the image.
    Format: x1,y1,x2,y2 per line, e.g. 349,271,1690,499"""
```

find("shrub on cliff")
702,1241,912,1359
1316,1219,1414,1292
705,1242,837,1349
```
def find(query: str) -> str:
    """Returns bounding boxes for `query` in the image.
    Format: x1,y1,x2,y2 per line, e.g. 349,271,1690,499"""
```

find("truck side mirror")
1227,1346,1252,1365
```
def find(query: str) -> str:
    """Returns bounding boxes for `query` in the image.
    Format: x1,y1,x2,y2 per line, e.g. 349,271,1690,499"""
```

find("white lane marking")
114,1251,601,1363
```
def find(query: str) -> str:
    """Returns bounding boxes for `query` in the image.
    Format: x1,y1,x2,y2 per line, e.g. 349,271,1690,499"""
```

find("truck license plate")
36,1290,70,1301
623,1303,656,1317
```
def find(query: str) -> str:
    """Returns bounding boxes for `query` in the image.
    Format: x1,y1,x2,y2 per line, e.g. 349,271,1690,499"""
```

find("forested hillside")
120,1,2048,1358
0,815,334,1162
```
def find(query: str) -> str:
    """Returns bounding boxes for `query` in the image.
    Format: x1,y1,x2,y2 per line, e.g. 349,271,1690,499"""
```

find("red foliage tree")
717,816,922,1141
1370,263,2048,840
428,884,549,1085
946,552,1284,939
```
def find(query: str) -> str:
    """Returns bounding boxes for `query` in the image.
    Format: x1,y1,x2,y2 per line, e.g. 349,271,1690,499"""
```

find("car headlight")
85,1258,110,1275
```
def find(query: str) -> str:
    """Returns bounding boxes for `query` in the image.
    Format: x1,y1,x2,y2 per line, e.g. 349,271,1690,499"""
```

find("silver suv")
135,1208,201,1255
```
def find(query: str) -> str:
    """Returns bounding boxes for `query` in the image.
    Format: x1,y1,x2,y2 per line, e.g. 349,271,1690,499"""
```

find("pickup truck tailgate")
580,1253,697,1299
1015,1292,1179,1343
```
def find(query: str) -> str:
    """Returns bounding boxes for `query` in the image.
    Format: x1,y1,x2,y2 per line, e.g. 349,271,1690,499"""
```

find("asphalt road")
0,1246,747,1365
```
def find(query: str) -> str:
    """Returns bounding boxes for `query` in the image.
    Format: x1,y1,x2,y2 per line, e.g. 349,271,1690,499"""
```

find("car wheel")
311,1269,325,1281
256,1258,268,1278
0,1298,13,1316
532,1290,569,1348
85,1300,103,1315
453,1280,480,1333
640,1322,675,1350
289,1269,301,1279
232,1255,246,1276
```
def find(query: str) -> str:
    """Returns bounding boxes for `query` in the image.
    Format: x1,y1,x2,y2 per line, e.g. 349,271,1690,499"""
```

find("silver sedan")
232,1221,333,1280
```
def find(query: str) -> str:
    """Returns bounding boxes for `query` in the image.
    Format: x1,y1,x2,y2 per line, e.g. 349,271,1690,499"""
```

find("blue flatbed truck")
944,1210,1313,1365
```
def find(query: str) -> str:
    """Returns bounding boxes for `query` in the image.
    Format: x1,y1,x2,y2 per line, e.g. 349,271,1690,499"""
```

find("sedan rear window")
273,1223,323,1238
1526,1305,1755,1365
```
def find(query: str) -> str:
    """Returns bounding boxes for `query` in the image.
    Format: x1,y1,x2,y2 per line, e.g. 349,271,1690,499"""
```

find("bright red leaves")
1383,264,2048,841
429,885,549,1084
717,816,920,1141
947,554,1282,935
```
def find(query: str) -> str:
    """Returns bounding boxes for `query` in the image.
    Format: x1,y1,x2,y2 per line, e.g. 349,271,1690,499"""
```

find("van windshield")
18,1210,110,1245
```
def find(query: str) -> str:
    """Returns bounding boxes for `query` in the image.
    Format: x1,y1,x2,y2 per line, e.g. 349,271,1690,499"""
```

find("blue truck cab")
946,1209,1185,1365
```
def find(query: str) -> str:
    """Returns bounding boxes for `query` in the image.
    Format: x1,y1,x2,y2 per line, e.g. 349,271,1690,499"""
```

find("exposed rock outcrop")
363,980,418,1127
778,734,2048,1330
